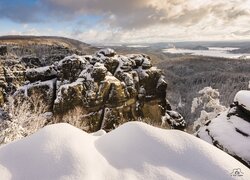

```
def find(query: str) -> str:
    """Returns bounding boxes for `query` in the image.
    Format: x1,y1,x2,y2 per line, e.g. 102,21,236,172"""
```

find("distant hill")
190,45,209,50
0,35,97,54
230,47,250,54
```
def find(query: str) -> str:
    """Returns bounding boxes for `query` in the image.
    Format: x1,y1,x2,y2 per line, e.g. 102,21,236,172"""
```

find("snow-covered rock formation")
197,90,250,168
0,122,249,180
12,48,185,132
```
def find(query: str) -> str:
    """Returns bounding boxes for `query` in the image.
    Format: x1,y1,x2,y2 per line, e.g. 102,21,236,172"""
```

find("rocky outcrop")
21,56,43,68
0,42,92,106
26,65,57,83
14,48,186,132
0,61,26,106
15,79,56,112
197,90,250,168
0,46,7,56
57,55,87,82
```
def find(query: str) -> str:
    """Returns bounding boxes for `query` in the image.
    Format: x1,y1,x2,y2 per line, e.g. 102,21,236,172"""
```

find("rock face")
14,48,186,132
197,90,250,168
0,46,7,56
0,41,94,108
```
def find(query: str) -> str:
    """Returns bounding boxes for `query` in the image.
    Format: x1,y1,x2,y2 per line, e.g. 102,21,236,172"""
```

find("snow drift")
0,122,249,180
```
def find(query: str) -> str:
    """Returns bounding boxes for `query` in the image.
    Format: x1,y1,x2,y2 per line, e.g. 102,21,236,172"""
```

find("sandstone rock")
57,54,87,82
103,57,119,74
54,81,85,114
142,57,152,69
21,56,42,68
14,48,185,132
0,65,7,89
41,54,65,66
15,79,56,112
0,88,5,107
115,55,135,72
26,66,57,83
162,110,186,130
128,54,144,67
0,46,7,56
97,48,116,57
91,63,108,82
137,67,163,99
100,107,124,131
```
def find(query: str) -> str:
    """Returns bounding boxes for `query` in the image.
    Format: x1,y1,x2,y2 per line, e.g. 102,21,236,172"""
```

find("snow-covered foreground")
197,90,250,168
0,122,249,180
198,112,250,165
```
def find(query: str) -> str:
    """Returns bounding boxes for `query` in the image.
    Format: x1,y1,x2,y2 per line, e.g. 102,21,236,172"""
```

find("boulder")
26,66,57,83
103,57,119,74
91,63,108,82
96,48,116,57
57,54,87,82
162,110,186,130
128,54,144,67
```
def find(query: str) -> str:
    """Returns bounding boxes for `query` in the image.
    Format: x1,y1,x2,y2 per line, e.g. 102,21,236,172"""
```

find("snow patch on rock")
234,90,250,111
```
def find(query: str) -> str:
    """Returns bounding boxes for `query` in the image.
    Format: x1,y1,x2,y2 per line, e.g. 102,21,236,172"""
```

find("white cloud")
1,0,250,43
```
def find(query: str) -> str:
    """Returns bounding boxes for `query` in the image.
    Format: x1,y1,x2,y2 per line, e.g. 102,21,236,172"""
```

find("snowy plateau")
0,122,249,180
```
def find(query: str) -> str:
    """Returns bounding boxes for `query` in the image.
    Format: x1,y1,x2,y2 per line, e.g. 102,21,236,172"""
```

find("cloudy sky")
0,0,250,44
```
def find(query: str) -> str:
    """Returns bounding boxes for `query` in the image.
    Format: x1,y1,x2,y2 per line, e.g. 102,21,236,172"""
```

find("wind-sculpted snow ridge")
197,90,250,168
0,122,249,180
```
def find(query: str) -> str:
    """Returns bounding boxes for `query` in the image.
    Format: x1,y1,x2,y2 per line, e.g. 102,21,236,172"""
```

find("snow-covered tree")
191,87,226,131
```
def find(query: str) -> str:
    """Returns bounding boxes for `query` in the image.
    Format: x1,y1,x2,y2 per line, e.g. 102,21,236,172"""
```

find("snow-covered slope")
0,122,249,180
197,90,250,168
198,112,250,166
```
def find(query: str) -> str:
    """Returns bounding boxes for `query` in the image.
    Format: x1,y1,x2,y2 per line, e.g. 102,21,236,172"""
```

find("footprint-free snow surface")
0,122,249,180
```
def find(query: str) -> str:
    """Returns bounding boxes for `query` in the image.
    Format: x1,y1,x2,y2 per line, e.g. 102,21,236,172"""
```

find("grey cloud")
0,1,43,23
0,0,249,29
233,30,250,36
210,3,250,23
43,0,250,29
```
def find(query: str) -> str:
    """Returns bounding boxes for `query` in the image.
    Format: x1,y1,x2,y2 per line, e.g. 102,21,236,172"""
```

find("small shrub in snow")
0,96,50,145
54,107,87,130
